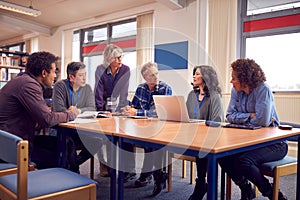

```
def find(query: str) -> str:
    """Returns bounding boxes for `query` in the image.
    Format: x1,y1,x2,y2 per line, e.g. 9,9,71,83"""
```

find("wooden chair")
0,130,98,200
167,152,196,192
225,155,297,200
0,163,35,177
225,121,299,200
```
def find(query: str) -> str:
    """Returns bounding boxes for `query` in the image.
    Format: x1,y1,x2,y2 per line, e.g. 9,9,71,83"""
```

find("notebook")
153,95,205,123
222,123,262,130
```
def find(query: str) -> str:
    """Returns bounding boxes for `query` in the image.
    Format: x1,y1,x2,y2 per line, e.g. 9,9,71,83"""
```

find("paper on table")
77,111,98,118
68,118,98,124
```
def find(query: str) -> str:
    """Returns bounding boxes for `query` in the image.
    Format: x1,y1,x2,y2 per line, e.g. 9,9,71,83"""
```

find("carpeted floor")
79,148,296,200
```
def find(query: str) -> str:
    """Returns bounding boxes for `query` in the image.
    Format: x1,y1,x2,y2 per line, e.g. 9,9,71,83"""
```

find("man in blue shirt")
122,62,172,196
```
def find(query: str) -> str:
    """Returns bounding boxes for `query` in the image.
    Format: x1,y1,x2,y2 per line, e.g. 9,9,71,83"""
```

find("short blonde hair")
103,44,123,67
141,62,157,77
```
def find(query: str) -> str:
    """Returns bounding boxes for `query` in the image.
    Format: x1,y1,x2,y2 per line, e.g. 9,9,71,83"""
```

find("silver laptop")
153,95,205,123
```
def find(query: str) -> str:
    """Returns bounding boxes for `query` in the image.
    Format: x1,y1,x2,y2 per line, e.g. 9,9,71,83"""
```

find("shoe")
239,180,255,200
99,162,110,177
266,191,288,200
278,191,288,200
152,171,168,196
124,172,136,183
188,180,207,200
135,174,152,187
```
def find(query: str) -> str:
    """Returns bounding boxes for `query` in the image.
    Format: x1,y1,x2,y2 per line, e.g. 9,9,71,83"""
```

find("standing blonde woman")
94,44,136,182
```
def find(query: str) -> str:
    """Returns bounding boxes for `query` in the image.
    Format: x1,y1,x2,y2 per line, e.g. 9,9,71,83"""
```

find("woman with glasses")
94,44,136,182
94,44,130,112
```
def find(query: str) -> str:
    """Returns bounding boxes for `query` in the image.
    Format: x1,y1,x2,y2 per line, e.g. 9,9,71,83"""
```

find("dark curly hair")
26,51,58,77
231,58,266,89
192,65,222,97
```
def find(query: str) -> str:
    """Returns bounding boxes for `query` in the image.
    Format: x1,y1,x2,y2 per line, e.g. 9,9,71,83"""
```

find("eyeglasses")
114,55,123,60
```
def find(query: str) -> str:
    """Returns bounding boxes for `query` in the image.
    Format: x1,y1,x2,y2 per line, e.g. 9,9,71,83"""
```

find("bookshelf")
0,50,29,88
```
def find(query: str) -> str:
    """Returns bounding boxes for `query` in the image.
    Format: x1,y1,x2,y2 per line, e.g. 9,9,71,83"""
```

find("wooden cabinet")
0,50,29,88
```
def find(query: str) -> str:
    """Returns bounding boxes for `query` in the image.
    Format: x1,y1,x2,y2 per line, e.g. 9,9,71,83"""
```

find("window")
72,31,80,62
0,42,25,52
239,0,300,92
112,21,137,39
247,0,300,15
74,19,137,91
246,33,300,91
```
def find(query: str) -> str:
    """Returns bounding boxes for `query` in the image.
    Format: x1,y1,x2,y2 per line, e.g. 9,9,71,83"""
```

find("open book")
77,111,112,118
77,111,99,118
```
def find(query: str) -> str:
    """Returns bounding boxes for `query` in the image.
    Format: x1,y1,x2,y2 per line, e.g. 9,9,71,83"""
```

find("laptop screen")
153,95,195,122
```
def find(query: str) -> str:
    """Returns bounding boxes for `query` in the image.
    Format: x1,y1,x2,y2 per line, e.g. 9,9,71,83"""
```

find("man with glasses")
122,62,172,196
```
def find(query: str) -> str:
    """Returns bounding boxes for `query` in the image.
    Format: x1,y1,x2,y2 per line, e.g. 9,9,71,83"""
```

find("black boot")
188,179,207,200
152,170,168,196
238,179,255,200
265,190,288,200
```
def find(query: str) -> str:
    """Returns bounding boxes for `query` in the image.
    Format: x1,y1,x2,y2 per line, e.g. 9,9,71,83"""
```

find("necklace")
198,93,205,101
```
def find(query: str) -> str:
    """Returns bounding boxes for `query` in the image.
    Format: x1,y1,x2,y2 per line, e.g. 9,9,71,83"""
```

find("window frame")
74,18,137,91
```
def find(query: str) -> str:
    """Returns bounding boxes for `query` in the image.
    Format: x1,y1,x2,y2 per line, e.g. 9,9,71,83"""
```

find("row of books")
0,56,21,66
0,68,19,81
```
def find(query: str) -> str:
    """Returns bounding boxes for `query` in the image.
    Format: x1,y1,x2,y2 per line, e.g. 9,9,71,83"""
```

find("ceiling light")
0,0,41,17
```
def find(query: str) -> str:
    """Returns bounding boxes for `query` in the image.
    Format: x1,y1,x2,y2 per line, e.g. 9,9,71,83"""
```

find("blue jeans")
219,142,288,196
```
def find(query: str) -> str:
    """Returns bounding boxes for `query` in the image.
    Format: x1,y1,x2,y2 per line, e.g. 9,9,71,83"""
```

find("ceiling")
0,0,298,45
0,0,156,44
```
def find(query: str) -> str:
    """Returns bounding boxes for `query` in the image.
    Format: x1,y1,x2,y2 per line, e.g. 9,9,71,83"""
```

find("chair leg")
226,175,232,200
167,152,173,192
272,168,280,200
190,161,195,184
90,157,94,179
182,159,187,178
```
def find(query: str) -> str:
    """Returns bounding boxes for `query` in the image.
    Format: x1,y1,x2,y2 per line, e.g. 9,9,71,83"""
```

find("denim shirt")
226,82,279,127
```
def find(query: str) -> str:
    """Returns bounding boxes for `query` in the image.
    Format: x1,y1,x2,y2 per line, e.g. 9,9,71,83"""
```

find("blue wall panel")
154,41,188,70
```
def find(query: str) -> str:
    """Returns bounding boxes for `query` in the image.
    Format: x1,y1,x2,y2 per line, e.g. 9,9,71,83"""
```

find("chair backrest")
0,130,23,164
0,130,29,199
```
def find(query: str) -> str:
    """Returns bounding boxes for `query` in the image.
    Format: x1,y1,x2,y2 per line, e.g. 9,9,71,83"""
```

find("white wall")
154,1,199,97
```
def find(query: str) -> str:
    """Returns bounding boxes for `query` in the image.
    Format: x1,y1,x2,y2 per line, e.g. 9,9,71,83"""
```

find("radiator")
222,94,300,124
274,95,300,124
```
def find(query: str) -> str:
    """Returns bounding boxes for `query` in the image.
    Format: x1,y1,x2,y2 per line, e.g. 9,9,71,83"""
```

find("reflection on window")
9,46,20,52
83,55,103,89
246,33,300,91
247,0,300,15
72,32,80,61
84,27,107,43
122,51,137,91
112,21,137,38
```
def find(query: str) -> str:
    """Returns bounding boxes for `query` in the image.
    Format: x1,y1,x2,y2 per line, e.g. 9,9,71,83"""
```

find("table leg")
118,137,124,200
220,168,225,200
110,136,117,200
207,155,218,200
56,127,67,168
297,136,300,200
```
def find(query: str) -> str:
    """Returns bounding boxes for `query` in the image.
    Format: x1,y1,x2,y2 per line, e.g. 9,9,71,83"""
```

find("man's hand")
121,105,137,116
68,106,80,117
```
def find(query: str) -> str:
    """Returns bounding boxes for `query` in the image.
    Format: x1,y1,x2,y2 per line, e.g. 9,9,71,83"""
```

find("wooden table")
58,117,300,200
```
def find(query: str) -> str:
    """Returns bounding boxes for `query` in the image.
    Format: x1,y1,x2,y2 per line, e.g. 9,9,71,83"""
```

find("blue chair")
0,130,98,200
